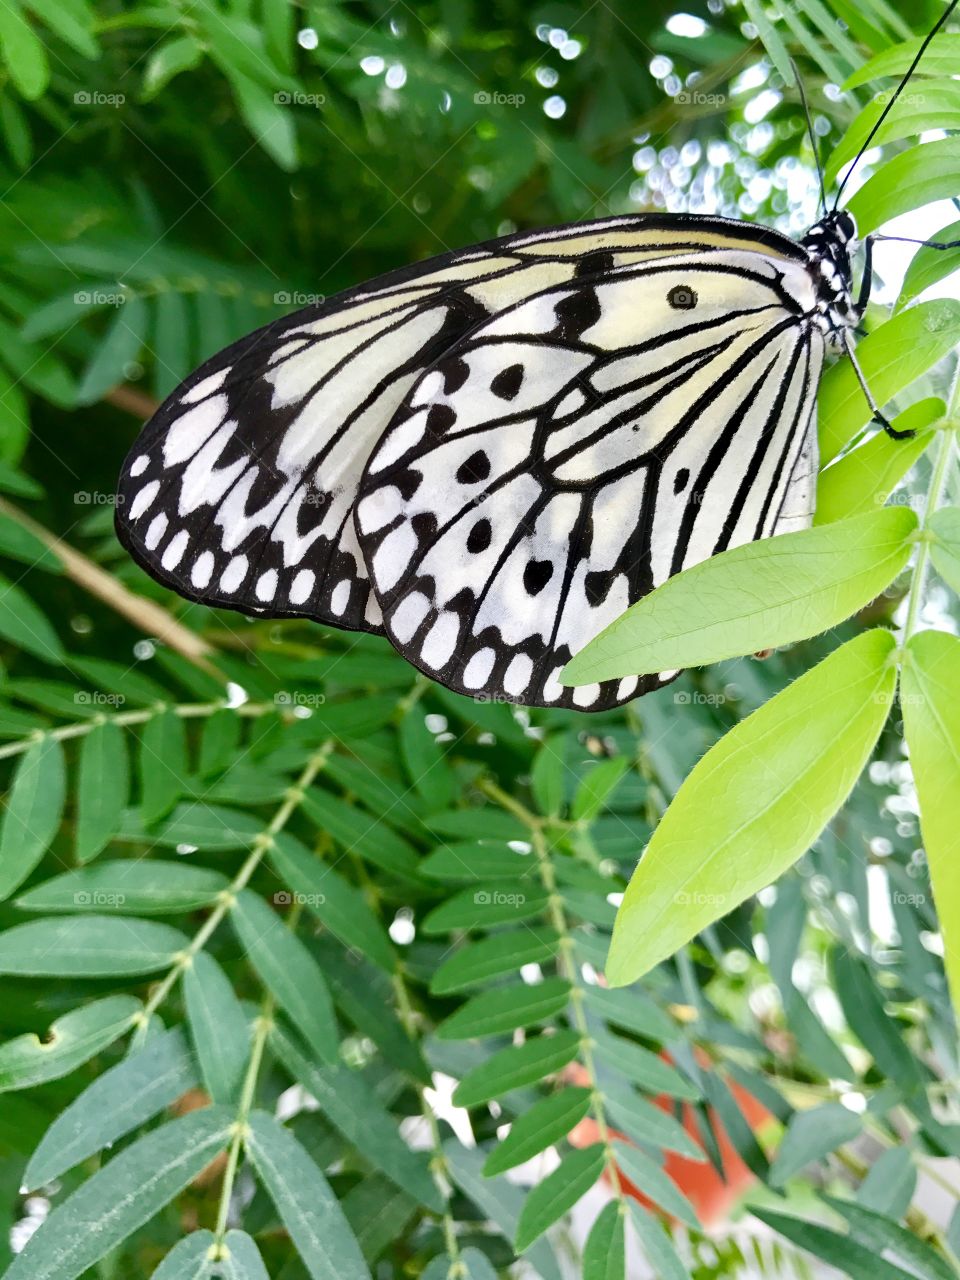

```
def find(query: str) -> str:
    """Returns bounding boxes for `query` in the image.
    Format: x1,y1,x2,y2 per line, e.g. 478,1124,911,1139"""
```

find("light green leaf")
23,0,98,58
228,72,299,171
602,1081,705,1161
572,757,630,821
740,0,794,82
151,1232,215,1279
815,401,941,525
17,859,229,915
823,1195,956,1280
0,574,66,664
847,139,960,235
220,1230,271,1280
901,629,960,1013
563,511,914,685
826,83,960,185
453,1029,581,1107
583,1200,624,1280
0,995,140,1093
436,978,570,1040
0,734,65,899
898,219,960,308
432,927,561,995
24,1025,199,1188
184,951,250,1104
0,914,188,976
515,1144,605,1251
607,629,896,986
140,710,188,825
143,36,204,98
613,1141,699,1228
843,34,960,86
819,301,960,464
5,1108,233,1280
929,507,960,594
770,1104,862,1186
0,0,49,99
76,721,129,863
531,737,567,817
484,1087,592,1176
231,890,338,1063
245,1110,370,1280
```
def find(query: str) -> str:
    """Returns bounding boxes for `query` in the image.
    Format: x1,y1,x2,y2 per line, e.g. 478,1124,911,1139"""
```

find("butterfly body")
117,210,862,710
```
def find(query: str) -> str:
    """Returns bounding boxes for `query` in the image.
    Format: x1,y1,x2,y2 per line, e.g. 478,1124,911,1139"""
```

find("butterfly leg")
840,329,915,440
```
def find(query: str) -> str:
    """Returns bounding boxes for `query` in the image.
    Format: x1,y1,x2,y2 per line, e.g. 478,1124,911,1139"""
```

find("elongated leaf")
607,630,896,985
76,295,149,404
629,1203,692,1280
740,0,794,81
0,1,47,98
563,510,914,684
140,710,188,825
614,1141,698,1228
826,83,960,185
153,802,262,851
901,630,960,1012
823,1195,956,1280
929,507,960,595
515,1144,605,1251
271,1027,442,1211
602,1082,705,1161
399,707,456,810
436,978,570,1040
301,788,419,879
184,951,250,1104
0,735,65,899
221,1230,271,1280
432,928,561,995
422,883,549,933
752,1207,922,1280
420,840,534,882
857,1146,916,1217
832,949,923,1089
899,219,960,308
17,860,229,915
484,1087,592,1175
0,995,140,1094
0,915,188,976
590,1027,700,1099
231,890,338,1063
6,1108,233,1280
0,514,61,572
583,1200,624,1280
814,401,941,525
24,1025,199,1189
848,139,960,234
582,985,677,1042
245,1110,370,1280
75,721,129,864
770,1104,862,1186
572,757,630,821
819,300,960,463
454,1030,581,1106
843,34,960,86
151,1232,215,1280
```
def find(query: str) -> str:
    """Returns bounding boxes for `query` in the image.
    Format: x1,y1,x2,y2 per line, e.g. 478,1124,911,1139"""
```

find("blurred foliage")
0,1,958,1279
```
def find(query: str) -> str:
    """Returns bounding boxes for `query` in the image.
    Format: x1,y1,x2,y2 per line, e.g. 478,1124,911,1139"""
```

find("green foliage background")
0,1,958,1278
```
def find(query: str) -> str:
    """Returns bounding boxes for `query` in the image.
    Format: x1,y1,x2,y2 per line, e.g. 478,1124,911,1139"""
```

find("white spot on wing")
163,395,228,466
161,530,189,571
191,551,214,589
130,480,159,520
504,653,533,696
572,682,601,707
220,556,248,593
462,647,495,689
373,523,418,591
182,368,228,404
421,612,459,668
145,513,167,550
290,569,315,605
391,591,431,643
130,454,149,477
256,569,278,602
330,579,351,615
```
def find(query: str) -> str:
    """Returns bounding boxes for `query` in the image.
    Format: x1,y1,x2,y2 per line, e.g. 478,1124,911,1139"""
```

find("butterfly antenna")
791,59,827,215
834,0,960,208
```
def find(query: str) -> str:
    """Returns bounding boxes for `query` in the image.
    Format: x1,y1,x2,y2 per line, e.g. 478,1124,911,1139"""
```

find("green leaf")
606,629,896,986
572,757,630,821
857,1146,916,1217
0,735,65,899
0,915,188,976
153,802,263,851
770,1104,862,1186
75,721,129,863
826,83,960,185
0,0,48,99
483,1087,592,1175
24,1025,199,1188
843,34,960,86
76,295,149,405
432,927,561,994
602,1081,705,1161
899,219,960,308
5,1108,233,1280
740,0,794,82
0,514,61,572
244,1110,371,1280
590,1027,699,1099
453,1029,581,1106
819,301,960,464
140,710,188,825
582,985,677,1042
420,840,535,882
563,510,914,685
929,507,960,594
583,1200,624,1280
531,737,567,817
436,978,570,1040
822,1195,957,1280
184,951,250,1104
751,1207,924,1280
613,1140,699,1228
151,1231,216,1280
271,1026,442,1212
515,1144,605,1251
23,0,98,58
0,995,140,1093
231,890,338,1063
901,630,960,1013
143,36,204,98
220,1230,271,1280
228,72,299,171
399,706,456,810
628,1203,692,1280
301,788,419,880
815,402,941,525
0,574,66,664
832,949,923,1089
17,859,229,914
422,883,549,932
847,139,960,235
267,833,395,973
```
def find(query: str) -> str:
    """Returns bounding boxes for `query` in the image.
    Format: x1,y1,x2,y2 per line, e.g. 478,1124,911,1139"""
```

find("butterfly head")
800,209,860,346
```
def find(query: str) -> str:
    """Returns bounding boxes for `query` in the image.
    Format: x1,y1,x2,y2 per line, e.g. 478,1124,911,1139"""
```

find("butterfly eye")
835,211,856,242
667,284,698,310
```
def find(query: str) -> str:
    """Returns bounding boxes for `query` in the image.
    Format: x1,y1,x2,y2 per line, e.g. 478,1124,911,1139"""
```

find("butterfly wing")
115,215,807,637
356,249,824,710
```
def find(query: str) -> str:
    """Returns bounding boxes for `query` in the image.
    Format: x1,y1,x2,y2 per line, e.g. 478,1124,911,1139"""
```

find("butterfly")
116,5,958,713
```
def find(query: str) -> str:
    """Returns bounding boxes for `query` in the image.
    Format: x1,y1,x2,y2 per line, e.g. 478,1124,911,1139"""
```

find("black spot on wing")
523,558,554,596
490,363,524,400
456,450,491,484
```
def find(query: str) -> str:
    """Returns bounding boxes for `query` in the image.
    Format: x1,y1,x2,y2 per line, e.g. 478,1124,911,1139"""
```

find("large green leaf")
453,1030,581,1107
183,950,250,1104
0,734,65,899
436,978,570,1040
843,34,960,86
483,1087,592,1175
826,83,960,185
514,1144,606,1251
0,996,140,1093
583,1200,625,1280
847,139,960,234
562,510,914,685
16,860,229,915
607,630,896,985
75,721,129,864
0,915,189,976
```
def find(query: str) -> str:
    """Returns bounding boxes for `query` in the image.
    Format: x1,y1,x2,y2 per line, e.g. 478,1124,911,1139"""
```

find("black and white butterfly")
116,7,957,712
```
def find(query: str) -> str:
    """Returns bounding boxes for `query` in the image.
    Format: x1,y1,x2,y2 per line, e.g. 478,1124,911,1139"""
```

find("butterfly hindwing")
357,250,823,710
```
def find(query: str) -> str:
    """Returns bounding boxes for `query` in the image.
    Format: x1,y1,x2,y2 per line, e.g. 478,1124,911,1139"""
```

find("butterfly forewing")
357,250,823,710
